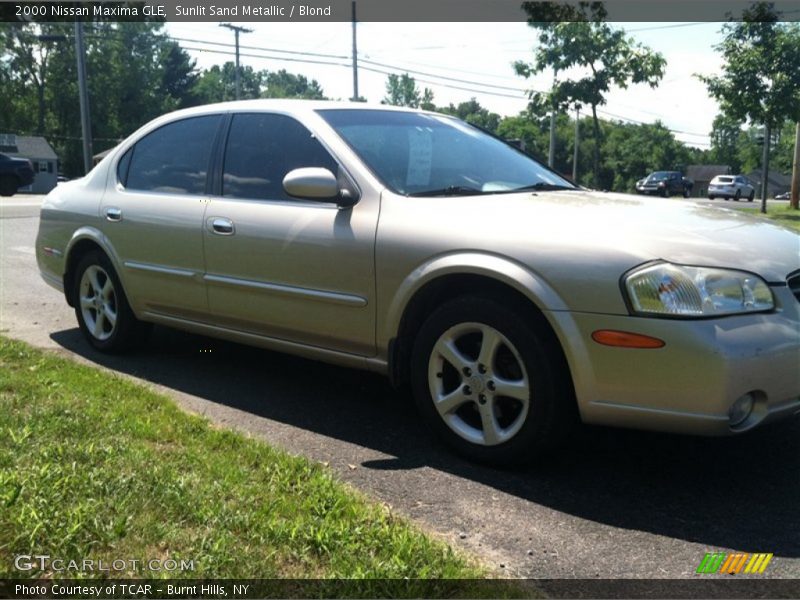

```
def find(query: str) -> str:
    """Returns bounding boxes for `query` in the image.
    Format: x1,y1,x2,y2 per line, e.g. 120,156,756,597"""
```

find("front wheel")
734,190,741,201
410,295,575,465
73,251,149,352
748,191,755,202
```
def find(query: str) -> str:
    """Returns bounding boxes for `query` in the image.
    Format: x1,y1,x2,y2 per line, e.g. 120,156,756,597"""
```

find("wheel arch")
385,253,572,391
63,229,125,307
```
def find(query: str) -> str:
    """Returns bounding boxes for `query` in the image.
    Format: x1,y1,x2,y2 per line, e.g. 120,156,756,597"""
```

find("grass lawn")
0,335,498,592
741,204,800,232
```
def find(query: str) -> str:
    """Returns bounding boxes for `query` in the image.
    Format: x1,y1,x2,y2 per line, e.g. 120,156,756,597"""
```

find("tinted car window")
117,148,132,185
223,113,337,201
126,115,220,195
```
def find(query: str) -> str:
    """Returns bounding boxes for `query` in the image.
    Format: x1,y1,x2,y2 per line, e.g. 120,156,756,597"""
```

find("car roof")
163,99,433,121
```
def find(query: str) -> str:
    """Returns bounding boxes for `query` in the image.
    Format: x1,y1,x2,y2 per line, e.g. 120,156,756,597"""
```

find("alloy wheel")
427,322,530,446
79,265,118,341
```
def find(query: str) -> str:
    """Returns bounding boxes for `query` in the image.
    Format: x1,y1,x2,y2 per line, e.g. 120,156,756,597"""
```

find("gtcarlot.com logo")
696,552,773,575
14,555,195,573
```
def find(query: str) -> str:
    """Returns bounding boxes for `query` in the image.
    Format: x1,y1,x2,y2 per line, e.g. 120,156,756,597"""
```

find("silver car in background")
708,174,756,201
36,101,800,464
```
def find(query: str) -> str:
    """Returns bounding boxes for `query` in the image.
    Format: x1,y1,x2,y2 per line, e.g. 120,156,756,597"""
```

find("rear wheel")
410,295,575,465
748,191,755,202
73,250,149,352
0,175,18,197
734,190,741,201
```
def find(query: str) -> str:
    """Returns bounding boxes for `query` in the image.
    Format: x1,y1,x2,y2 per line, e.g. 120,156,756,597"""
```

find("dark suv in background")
635,171,693,198
0,152,35,196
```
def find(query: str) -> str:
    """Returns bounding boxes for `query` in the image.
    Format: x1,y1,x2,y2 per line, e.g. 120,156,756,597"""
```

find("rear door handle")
104,207,122,222
208,217,235,236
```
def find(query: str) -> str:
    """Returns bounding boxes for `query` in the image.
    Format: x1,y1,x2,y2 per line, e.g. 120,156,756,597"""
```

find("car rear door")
201,111,378,356
100,114,222,320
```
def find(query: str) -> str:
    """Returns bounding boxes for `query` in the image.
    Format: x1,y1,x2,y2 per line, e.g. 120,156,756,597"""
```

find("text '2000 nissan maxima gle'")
36,101,800,464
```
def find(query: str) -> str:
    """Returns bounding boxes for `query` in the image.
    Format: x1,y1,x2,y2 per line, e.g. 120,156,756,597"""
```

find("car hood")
548,191,797,281
444,190,799,283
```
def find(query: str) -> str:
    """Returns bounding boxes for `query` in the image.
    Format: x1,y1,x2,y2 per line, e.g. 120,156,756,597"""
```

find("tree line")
0,22,328,176
1,9,798,202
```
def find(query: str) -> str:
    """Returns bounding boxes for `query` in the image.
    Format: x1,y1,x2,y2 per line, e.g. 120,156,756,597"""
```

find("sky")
164,21,726,148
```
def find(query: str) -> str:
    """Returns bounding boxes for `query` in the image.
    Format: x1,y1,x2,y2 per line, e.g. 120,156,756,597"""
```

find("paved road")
2,195,798,580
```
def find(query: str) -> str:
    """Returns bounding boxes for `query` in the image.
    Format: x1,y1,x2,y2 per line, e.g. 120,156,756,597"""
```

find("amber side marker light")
591,330,666,349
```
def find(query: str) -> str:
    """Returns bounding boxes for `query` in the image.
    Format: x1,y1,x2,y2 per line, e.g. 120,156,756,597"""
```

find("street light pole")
548,71,557,169
351,1,359,101
74,21,93,175
572,106,580,183
220,23,253,100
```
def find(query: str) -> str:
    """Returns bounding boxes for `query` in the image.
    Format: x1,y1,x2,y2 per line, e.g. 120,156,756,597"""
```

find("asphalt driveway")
2,195,798,582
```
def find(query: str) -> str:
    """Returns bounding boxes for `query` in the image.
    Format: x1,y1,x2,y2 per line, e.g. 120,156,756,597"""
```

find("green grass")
741,204,800,232
0,335,502,592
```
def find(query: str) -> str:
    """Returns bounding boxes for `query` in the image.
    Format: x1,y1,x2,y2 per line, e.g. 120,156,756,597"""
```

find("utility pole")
572,106,580,183
548,72,557,168
760,122,771,214
219,23,253,100
74,21,93,175
351,1,359,101
791,122,799,210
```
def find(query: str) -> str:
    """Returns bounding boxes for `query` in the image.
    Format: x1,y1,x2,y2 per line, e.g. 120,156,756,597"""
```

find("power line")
625,22,708,33
358,58,528,93
172,35,349,60
84,27,712,142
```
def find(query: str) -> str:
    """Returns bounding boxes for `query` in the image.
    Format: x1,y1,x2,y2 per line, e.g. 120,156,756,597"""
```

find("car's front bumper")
549,285,800,435
636,185,664,195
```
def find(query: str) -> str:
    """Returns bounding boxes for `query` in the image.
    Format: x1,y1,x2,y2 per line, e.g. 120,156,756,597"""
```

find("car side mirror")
283,167,357,208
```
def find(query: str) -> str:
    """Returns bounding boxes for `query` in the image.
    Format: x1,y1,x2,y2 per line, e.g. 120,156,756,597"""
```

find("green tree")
514,17,666,187
438,98,501,133
708,114,747,173
159,40,199,111
602,121,692,192
261,69,326,99
699,2,800,210
383,73,434,109
194,63,263,104
0,23,69,134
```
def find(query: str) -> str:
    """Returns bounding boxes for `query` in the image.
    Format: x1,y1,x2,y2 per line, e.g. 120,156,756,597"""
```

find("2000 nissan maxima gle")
36,101,800,464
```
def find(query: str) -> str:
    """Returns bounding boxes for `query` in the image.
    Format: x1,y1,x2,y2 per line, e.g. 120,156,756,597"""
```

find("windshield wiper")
507,182,575,192
408,185,488,197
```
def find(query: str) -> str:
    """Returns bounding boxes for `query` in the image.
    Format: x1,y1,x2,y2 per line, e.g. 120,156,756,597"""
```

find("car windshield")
317,109,575,196
647,172,672,181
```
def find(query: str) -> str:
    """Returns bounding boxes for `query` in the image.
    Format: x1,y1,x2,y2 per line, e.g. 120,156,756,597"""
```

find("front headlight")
624,262,774,317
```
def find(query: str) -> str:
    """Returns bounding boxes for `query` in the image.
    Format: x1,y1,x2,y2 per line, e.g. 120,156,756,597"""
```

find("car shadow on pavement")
51,325,799,558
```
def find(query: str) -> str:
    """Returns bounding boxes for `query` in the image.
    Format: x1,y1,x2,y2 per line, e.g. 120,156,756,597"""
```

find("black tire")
748,191,755,202
734,190,741,202
72,250,150,352
410,294,576,465
683,188,691,198
0,175,18,197
724,196,730,201
660,188,669,198
708,196,715,200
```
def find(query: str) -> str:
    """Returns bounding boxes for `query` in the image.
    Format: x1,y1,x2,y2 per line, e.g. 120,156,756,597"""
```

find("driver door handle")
209,217,235,236
104,207,122,222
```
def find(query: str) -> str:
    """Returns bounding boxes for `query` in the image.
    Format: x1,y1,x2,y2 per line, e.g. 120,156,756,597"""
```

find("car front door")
100,114,222,320
201,112,378,356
